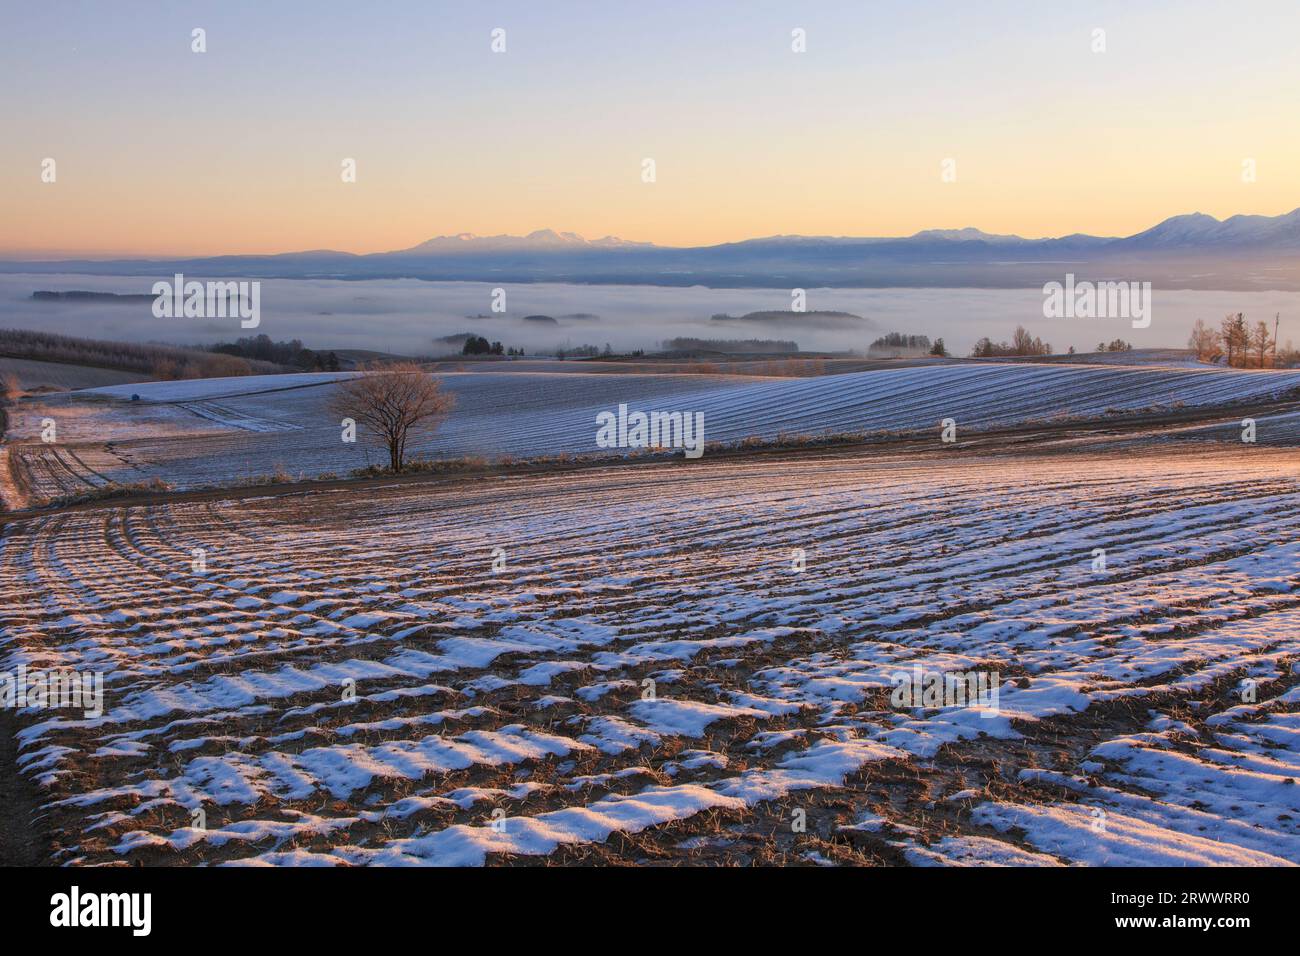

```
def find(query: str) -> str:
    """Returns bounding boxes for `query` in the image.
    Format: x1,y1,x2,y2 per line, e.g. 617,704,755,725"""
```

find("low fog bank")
2,274,1296,358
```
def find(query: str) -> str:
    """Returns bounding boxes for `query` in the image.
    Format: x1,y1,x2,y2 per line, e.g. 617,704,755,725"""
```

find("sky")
3,0,1299,257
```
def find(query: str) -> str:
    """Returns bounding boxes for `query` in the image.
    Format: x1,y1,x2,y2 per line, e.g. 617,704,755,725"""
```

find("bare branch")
327,363,455,472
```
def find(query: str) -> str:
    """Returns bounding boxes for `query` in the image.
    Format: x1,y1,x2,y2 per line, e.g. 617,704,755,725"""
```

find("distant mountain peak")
395,230,654,254
909,227,1027,244
378,207,1300,257
1121,206,1300,247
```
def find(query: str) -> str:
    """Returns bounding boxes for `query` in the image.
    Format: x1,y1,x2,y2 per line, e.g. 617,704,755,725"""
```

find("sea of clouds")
2,273,1297,357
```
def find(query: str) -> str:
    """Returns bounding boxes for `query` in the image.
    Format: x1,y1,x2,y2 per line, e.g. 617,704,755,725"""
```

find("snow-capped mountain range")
396,229,655,254
7,208,1300,291
1113,208,1300,248
386,208,1300,253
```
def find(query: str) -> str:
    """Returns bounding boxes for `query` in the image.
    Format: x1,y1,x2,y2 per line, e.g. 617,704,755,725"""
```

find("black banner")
7,865,1278,942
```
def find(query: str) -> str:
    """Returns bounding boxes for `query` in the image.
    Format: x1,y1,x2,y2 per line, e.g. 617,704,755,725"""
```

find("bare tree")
969,328,1050,358
1011,325,1051,356
1249,321,1273,368
1187,318,1222,363
1220,313,1248,367
1279,338,1300,368
328,363,455,472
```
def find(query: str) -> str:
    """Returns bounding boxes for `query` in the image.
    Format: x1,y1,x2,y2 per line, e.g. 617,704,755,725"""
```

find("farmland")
0,356,151,391
2,358,1299,868
4,362,1300,508
1,436,1298,866
7,0,1300,892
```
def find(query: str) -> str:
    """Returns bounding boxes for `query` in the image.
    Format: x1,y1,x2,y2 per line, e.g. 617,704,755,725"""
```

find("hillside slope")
4,363,1299,503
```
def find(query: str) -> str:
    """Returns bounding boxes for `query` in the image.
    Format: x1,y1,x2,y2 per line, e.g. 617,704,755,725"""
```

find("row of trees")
663,337,797,354
555,344,610,359
1095,339,1133,352
210,334,340,372
869,332,931,353
1188,314,1282,367
459,339,630,359
461,336,504,356
0,328,281,378
862,332,948,357
971,326,1052,357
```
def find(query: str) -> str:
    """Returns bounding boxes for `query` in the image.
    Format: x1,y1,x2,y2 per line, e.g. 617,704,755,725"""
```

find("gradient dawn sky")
3,0,1299,257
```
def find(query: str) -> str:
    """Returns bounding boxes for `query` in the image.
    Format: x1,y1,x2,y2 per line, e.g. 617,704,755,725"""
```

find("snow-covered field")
2,443,1298,866
5,362,1300,505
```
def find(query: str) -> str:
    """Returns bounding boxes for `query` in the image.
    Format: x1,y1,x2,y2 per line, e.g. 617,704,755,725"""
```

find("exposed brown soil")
0,709,48,865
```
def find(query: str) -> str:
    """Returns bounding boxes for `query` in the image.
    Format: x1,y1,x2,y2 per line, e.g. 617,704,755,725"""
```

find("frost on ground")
5,362,1300,505
1,442,1297,866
